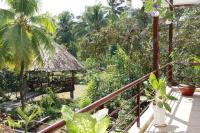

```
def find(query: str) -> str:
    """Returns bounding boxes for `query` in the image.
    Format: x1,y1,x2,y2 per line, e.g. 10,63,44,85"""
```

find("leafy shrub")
0,69,19,100
6,105,42,133
39,88,61,116
61,105,110,133
116,99,136,130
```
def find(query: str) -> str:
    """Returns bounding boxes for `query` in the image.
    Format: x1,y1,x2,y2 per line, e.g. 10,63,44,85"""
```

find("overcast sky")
0,0,143,16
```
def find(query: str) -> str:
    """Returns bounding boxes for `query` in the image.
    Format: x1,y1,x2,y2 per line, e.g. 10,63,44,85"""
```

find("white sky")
0,0,143,16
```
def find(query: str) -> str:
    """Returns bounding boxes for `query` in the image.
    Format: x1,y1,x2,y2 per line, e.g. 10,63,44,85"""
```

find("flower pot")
179,84,196,96
153,105,166,127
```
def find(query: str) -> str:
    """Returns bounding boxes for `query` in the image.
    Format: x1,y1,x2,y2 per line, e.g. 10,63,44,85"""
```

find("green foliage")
6,105,42,133
6,0,39,16
171,7,200,85
106,0,127,21
0,0,55,107
144,0,174,21
79,80,94,108
144,0,155,14
116,99,136,129
39,88,60,115
81,4,107,31
0,69,18,100
6,116,21,129
0,1,55,71
61,105,110,133
144,73,177,112
55,11,78,57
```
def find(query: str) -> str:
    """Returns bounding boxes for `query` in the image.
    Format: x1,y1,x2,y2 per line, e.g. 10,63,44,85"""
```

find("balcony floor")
145,88,200,133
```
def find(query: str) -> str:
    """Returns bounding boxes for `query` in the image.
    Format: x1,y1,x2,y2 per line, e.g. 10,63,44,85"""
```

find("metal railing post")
153,16,159,78
137,84,140,127
168,0,174,85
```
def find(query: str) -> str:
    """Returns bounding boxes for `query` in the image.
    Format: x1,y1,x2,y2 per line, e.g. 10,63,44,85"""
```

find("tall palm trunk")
19,61,25,107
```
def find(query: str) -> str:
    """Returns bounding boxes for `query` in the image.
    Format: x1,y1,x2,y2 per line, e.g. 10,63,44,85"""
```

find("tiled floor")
145,88,200,133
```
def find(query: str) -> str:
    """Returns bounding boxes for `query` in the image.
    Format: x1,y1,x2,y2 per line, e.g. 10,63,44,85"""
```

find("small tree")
0,0,55,107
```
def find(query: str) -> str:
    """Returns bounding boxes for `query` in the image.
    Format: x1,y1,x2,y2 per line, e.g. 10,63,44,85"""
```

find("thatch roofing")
32,43,83,72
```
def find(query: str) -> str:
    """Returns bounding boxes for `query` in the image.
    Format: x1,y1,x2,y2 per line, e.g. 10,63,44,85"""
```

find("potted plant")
144,73,177,127
178,84,196,96
177,65,199,96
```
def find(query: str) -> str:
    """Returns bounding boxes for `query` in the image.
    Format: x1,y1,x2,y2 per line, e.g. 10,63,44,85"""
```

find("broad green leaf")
158,79,166,97
16,107,29,122
6,0,39,16
157,101,163,108
144,0,154,14
157,0,162,6
61,105,74,123
144,89,152,97
95,117,110,133
0,9,14,26
6,116,21,128
149,73,159,90
166,95,177,100
30,15,56,34
29,108,41,121
68,113,96,133
163,102,171,112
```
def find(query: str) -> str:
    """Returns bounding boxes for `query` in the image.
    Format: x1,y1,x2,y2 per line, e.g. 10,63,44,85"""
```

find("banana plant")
6,116,21,129
17,107,42,133
144,73,177,112
6,106,42,133
61,105,110,133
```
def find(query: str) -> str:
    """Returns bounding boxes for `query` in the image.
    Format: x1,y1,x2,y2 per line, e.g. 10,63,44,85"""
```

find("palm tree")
56,11,74,44
55,11,78,56
74,4,107,37
0,0,55,107
105,0,126,21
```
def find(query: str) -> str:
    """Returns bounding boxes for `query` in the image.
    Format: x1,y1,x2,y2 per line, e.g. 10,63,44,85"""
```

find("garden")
0,0,200,132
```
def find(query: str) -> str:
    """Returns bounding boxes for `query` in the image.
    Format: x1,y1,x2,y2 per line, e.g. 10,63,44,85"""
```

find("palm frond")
0,23,11,39
31,32,43,66
2,23,32,71
16,107,29,123
31,26,54,52
0,9,14,26
5,0,39,16
30,15,56,34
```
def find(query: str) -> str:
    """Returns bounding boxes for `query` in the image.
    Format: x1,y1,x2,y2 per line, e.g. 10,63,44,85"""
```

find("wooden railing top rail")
38,62,173,133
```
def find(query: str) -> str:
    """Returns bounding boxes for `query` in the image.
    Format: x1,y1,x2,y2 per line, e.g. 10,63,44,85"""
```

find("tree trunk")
19,61,25,107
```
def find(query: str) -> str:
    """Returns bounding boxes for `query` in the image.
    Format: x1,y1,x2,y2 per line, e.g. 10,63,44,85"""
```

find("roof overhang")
163,0,200,7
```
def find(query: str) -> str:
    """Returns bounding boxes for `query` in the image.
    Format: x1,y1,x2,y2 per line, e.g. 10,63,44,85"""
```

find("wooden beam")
153,17,159,77
168,0,173,85
174,4,198,7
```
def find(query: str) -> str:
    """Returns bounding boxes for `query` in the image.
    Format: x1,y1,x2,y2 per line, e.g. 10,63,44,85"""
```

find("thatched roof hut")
32,43,83,72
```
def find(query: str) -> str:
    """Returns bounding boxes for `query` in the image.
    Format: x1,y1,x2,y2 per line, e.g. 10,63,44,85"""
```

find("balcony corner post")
168,0,174,86
136,84,140,127
153,16,159,78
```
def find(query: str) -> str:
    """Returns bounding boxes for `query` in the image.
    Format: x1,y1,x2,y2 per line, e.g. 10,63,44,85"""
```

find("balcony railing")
39,62,174,133
38,62,200,133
